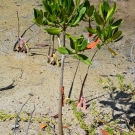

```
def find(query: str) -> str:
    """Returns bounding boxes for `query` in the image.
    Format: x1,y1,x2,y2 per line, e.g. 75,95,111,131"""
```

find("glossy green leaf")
67,0,74,15
113,27,118,35
99,2,103,18
44,28,62,35
76,0,80,7
74,54,92,65
42,0,52,14
111,19,123,30
60,8,68,23
57,47,75,54
94,12,104,25
34,8,38,18
66,33,83,40
106,26,112,38
71,7,86,26
106,2,116,20
111,31,122,40
70,38,76,50
101,32,105,41
96,25,101,38
103,0,110,12
33,9,43,25
85,27,96,34
87,5,94,18
78,40,87,51
107,47,117,56
114,36,123,42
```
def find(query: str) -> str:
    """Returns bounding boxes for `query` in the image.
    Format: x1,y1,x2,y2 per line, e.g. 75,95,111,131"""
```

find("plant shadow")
0,81,16,91
99,90,133,120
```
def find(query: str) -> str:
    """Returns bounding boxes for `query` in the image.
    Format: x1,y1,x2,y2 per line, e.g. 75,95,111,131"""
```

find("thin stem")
68,60,80,98
16,11,20,47
58,27,66,135
52,35,55,56
26,105,35,135
58,54,65,135
87,49,98,73
13,24,35,51
13,94,33,135
78,49,98,103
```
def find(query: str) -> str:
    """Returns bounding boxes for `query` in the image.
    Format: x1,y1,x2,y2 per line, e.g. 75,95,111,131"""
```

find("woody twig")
77,50,98,104
26,105,35,135
13,93,33,135
13,23,35,51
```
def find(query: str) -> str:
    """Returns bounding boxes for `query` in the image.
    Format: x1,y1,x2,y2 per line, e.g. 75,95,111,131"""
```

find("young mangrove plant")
33,0,123,134
33,0,92,134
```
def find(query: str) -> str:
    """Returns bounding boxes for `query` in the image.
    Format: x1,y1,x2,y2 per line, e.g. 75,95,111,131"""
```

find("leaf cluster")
86,0,123,55
33,0,87,30
33,0,124,65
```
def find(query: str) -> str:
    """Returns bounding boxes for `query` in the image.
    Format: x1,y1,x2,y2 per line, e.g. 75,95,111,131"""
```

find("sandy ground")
0,0,135,134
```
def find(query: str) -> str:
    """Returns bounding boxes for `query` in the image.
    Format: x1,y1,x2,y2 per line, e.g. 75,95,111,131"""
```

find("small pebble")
11,124,19,130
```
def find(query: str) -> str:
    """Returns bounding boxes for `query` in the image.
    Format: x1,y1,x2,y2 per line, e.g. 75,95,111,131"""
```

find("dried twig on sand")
16,11,20,49
0,80,15,91
13,93,33,135
26,105,35,135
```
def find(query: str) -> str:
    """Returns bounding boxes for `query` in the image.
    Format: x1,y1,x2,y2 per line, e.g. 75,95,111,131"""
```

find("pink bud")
19,37,25,45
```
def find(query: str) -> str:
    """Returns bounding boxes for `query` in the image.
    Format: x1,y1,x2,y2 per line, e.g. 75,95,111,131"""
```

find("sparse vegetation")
3,0,135,135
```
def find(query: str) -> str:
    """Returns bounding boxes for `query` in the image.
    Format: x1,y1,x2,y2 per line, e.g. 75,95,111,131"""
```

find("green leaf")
87,5,94,18
107,47,117,56
74,54,92,65
99,2,104,18
57,47,75,54
85,27,96,34
42,0,52,14
103,0,110,12
97,44,102,49
111,19,123,30
66,33,83,40
96,25,101,38
78,40,87,51
61,0,67,8
44,28,62,35
57,47,68,54
114,36,123,42
109,17,115,25
94,12,104,25
70,38,76,50
106,2,116,20
60,8,68,23
33,9,43,25
34,8,38,18
67,0,74,16
113,27,118,35
76,0,80,7
106,26,113,39
71,7,86,26
111,31,122,40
